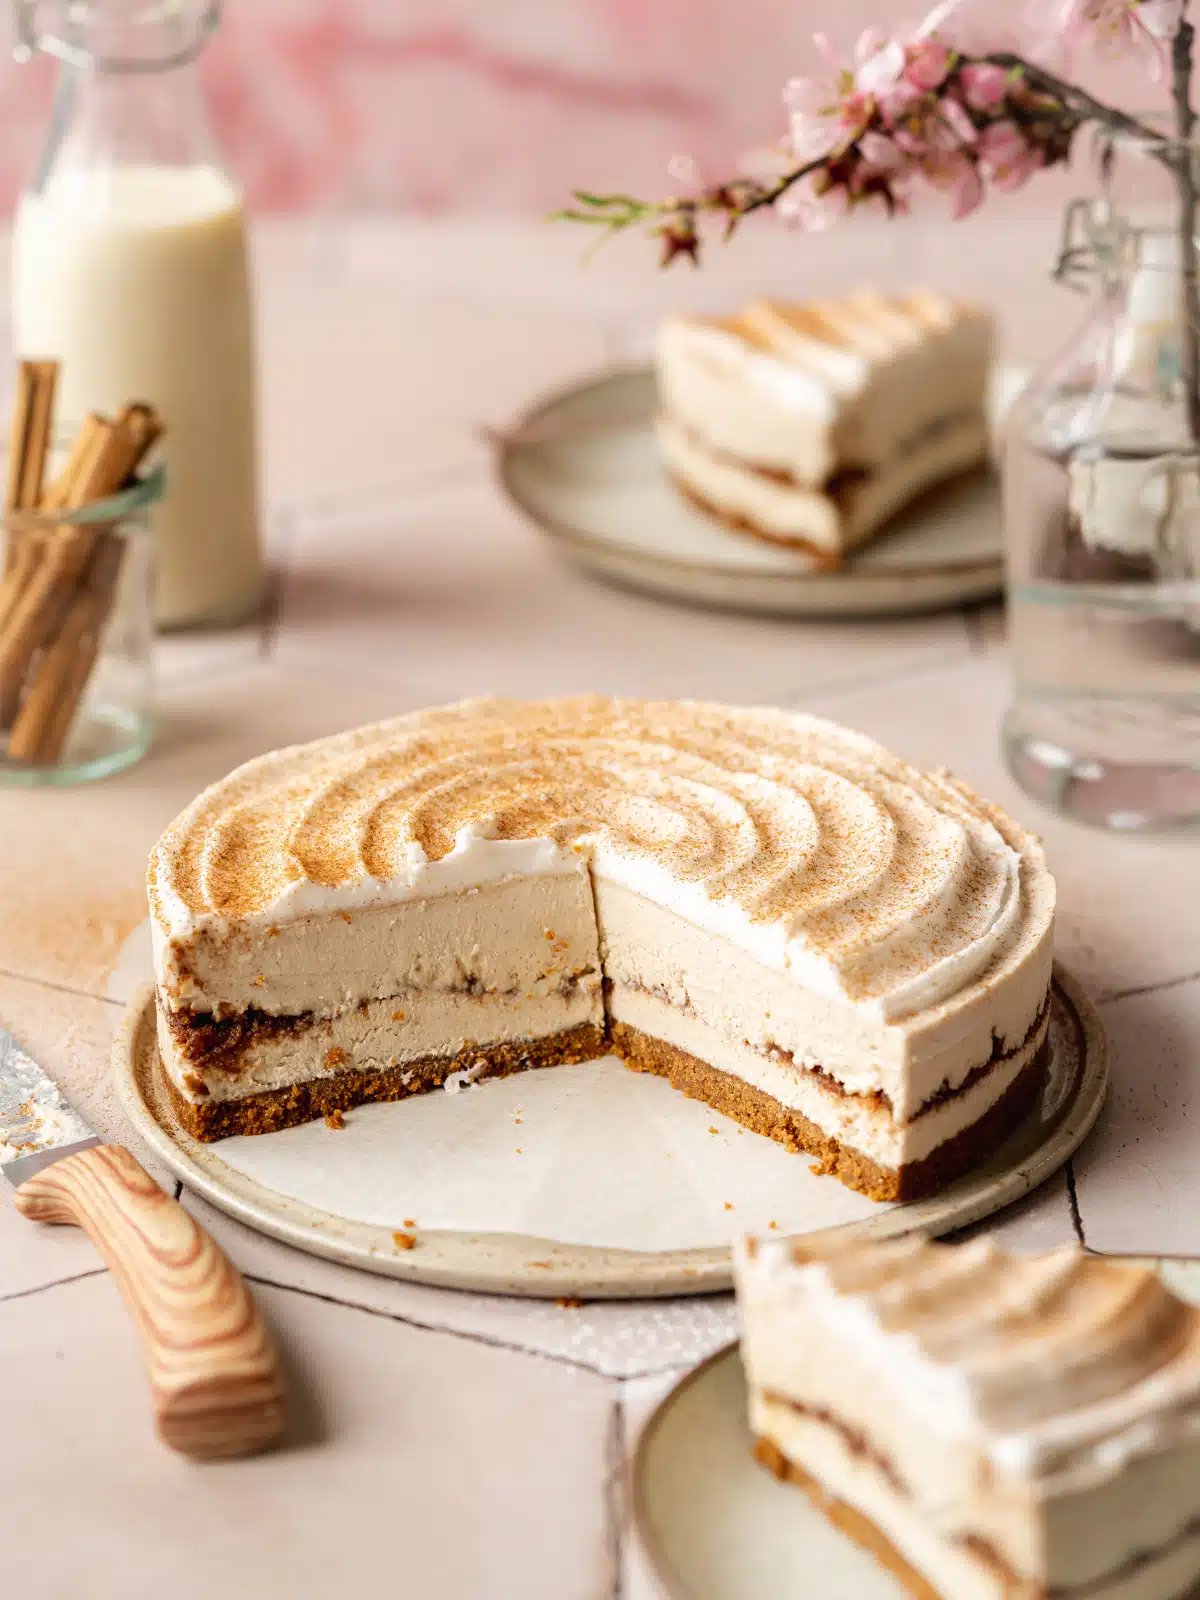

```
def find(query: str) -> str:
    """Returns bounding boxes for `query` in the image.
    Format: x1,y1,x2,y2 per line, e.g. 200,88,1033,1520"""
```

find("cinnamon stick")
7,532,126,765
0,412,155,728
1,359,57,610
5,359,57,513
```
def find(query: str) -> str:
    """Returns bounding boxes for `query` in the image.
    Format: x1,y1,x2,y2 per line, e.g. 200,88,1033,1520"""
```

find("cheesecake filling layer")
608,983,1045,1170
752,1401,1200,1600
657,411,990,557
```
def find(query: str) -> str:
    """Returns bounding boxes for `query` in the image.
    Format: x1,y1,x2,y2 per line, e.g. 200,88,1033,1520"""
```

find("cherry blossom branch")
554,21,1183,266
984,53,1166,148
551,158,833,266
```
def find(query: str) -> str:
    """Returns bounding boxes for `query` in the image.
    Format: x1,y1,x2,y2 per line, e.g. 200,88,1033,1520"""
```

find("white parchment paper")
214,1056,887,1251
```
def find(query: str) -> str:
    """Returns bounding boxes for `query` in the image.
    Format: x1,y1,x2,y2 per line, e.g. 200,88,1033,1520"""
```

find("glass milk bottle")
11,0,264,628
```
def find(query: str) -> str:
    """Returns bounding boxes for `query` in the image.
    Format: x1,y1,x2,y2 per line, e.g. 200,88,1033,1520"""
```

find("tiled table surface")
2,215,1198,1599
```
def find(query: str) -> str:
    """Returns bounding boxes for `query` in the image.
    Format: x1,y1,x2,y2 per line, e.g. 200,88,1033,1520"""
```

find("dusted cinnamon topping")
149,696,1048,1023
748,1236,1200,1479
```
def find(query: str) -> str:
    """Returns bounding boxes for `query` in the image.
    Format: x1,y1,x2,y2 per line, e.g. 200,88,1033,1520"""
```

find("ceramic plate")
496,366,1028,618
113,964,1106,1301
634,1260,1200,1599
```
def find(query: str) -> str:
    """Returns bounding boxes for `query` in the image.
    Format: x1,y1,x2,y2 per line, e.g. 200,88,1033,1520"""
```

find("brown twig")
982,54,1167,151
1169,19,1200,447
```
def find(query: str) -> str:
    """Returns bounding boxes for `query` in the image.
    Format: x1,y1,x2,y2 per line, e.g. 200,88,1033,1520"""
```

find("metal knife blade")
0,1025,99,1187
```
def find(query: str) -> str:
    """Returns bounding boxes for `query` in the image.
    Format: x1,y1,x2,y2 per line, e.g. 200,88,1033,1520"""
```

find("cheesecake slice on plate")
737,1234,1200,1599
655,291,994,567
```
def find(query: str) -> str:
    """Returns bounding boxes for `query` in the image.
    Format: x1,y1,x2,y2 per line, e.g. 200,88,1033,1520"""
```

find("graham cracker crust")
166,1022,607,1141
668,471,845,569
611,1020,1049,1203
753,1436,946,1600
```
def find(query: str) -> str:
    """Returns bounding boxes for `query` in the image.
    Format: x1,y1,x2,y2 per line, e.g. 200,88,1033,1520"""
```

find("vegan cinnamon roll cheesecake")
148,697,1055,1200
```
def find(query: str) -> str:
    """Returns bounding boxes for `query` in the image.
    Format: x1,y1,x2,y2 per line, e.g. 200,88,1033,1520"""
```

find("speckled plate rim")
493,364,1013,619
113,964,1107,1301
632,1255,1200,1600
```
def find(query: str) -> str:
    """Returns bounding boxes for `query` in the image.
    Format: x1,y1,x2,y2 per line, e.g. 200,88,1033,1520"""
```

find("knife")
1,1023,286,1460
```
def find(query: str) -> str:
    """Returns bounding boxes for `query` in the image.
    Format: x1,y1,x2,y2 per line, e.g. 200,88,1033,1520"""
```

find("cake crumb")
340,911,352,924
528,1260,550,1269
252,973,265,987
445,1059,487,1094
325,1046,350,1069
708,1126,719,1135
769,1220,778,1229
556,1296,582,1309
515,1116,522,1125
392,1009,406,1022
544,929,556,940
392,1231,416,1251
324,1109,346,1130
516,1147,522,1154
724,1201,734,1211
403,1218,416,1228
267,925,279,938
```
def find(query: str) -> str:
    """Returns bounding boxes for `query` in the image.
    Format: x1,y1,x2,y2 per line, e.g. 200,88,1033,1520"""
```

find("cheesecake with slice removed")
148,696,1054,1202
655,290,994,566
737,1234,1200,1600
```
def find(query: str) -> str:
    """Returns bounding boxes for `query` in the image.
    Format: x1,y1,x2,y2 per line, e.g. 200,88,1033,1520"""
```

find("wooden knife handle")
14,1143,287,1461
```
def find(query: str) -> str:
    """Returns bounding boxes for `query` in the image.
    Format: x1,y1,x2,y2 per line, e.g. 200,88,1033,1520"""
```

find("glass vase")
1002,133,1200,831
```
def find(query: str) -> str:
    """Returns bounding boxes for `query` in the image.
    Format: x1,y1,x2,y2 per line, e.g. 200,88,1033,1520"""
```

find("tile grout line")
286,459,489,525
0,965,122,1006
259,503,300,661
238,1266,701,1382
961,606,988,655
604,1390,628,1600
1066,1159,1088,1249
0,1267,108,1307
1099,969,1200,1006
779,644,975,711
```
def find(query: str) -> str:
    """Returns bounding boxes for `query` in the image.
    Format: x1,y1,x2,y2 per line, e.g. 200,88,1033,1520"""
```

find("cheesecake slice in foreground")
655,291,994,566
736,1234,1200,1600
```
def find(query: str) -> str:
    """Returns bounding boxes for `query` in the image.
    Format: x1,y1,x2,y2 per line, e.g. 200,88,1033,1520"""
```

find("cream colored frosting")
149,696,1050,1027
655,289,994,484
743,1235,1200,1483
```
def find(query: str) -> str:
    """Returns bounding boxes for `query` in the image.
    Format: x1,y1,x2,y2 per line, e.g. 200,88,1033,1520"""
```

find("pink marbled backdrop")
0,0,1168,213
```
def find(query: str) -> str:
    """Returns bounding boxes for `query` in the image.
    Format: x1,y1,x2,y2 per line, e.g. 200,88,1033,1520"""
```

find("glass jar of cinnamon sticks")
0,360,163,785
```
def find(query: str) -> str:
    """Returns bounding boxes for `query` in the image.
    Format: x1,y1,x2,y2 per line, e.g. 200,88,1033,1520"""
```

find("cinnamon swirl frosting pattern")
150,696,1051,1025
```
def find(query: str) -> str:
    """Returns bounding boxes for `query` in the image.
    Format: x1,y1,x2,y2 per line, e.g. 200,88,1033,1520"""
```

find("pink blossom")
778,176,850,231
785,28,895,158
1029,0,1186,78
920,149,985,216
857,131,904,169
786,20,956,164
904,34,954,91
958,62,1011,113
975,119,1043,190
